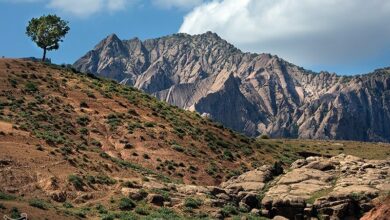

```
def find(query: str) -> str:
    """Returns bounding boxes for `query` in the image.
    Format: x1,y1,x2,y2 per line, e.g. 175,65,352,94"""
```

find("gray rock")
74,32,390,142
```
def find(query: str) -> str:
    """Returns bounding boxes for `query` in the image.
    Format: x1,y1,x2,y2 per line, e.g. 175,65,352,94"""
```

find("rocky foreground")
118,154,389,219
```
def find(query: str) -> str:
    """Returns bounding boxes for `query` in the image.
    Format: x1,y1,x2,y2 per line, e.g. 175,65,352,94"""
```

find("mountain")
74,32,390,142
1,59,389,219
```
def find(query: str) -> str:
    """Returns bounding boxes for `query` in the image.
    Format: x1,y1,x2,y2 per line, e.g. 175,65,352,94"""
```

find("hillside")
74,32,390,142
0,59,389,219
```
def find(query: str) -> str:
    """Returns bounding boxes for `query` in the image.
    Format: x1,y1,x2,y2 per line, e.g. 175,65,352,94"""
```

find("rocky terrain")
161,153,390,220
74,32,390,142
0,59,389,219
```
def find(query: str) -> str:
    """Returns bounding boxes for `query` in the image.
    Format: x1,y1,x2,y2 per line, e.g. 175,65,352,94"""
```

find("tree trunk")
42,47,47,62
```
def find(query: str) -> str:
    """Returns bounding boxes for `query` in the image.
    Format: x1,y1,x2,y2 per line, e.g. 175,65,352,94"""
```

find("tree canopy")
26,14,70,61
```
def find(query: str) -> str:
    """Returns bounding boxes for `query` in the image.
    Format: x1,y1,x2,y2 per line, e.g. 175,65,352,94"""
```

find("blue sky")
0,0,185,65
1,0,390,75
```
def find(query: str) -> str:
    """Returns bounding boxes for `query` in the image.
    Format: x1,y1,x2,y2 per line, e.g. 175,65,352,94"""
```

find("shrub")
96,204,107,214
223,150,234,161
135,206,150,215
101,214,115,220
119,198,136,210
143,154,150,159
29,199,48,210
127,122,142,133
144,122,156,127
260,134,269,139
0,203,5,210
86,91,96,99
87,175,117,185
63,202,73,208
206,163,219,177
171,144,184,152
0,191,16,200
80,101,89,108
77,116,90,126
128,109,139,116
10,207,21,219
106,114,123,130
184,197,202,209
221,204,238,217
25,82,38,93
68,174,84,189
79,127,89,135
121,181,136,188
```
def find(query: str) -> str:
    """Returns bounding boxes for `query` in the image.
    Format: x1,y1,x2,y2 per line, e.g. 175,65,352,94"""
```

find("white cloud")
47,0,132,17
152,0,204,10
179,0,390,68
0,0,133,17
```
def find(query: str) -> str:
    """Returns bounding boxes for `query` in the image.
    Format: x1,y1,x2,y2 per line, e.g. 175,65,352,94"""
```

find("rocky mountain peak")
74,33,390,142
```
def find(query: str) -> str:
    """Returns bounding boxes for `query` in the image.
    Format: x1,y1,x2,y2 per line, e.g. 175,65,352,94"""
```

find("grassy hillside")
0,59,389,219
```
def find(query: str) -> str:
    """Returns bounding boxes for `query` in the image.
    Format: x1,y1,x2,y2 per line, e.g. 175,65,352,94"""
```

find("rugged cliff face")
74,32,390,142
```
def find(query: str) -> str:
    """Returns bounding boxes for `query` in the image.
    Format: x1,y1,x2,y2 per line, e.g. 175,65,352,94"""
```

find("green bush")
0,191,16,200
221,204,239,217
63,202,73,208
171,144,184,152
223,150,234,161
106,113,122,129
184,197,202,209
77,116,90,126
68,174,84,189
96,204,107,214
10,207,21,219
135,206,150,215
29,199,48,210
87,175,116,185
119,198,136,211
25,82,38,93
79,127,89,135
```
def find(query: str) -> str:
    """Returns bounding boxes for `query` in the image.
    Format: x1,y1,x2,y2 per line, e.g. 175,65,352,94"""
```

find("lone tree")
26,14,70,61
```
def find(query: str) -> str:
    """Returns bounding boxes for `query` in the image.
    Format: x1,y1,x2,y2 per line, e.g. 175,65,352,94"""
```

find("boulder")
250,208,261,216
147,194,165,206
305,160,336,171
50,191,67,202
121,188,147,201
273,216,289,220
221,165,276,191
241,193,259,209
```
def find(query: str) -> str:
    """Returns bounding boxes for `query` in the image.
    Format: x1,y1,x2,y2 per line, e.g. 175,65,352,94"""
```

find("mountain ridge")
74,32,390,142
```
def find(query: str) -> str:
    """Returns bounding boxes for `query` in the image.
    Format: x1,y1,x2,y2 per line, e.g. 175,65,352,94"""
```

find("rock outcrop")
260,154,390,219
74,32,390,142
113,154,389,219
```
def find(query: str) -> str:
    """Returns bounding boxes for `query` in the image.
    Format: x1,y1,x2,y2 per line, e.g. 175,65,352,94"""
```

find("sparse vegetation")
29,198,48,210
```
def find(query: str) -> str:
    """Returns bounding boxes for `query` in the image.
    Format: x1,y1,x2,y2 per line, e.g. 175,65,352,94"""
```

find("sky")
0,0,390,75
